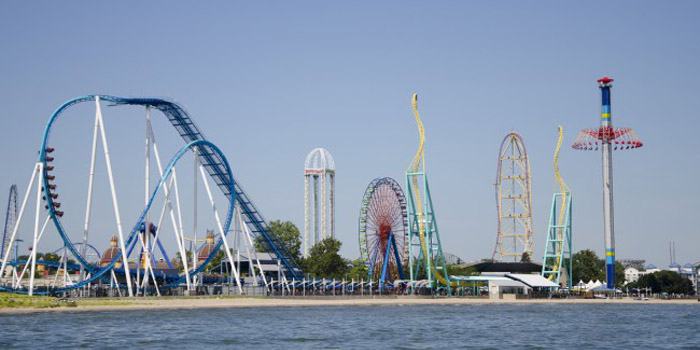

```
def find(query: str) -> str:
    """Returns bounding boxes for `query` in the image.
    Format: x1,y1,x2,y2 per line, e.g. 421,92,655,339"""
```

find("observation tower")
572,77,643,289
304,148,335,257
492,132,534,262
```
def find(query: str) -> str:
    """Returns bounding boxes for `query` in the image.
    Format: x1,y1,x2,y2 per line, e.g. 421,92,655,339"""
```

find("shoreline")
1,296,698,314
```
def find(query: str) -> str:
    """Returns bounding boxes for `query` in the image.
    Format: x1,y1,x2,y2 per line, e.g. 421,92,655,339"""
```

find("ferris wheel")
358,177,407,285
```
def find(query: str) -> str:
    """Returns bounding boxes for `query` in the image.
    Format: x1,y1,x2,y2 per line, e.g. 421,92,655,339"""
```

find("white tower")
304,148,335,257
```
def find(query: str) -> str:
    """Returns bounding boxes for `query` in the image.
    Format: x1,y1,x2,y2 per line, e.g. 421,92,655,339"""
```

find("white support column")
313,175,319,246
242,219,268,287
144,106,151,293
15,217,49,289
80,108,100,282
239,207,257,285
199,165,243,293
234,205,241,284
171,169,186,260
321,171,327,241
62,246,69,288
329,173,335,239
150,130,192,291
0,163,40,281
28,163,43,295
304,176,309,257
95,97,133,297
192,147,198,286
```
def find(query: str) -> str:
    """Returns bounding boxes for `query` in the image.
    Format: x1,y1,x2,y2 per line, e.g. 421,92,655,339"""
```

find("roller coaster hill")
0,95,306,297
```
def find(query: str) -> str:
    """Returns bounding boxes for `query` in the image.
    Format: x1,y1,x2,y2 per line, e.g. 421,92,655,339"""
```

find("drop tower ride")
572,77,643,289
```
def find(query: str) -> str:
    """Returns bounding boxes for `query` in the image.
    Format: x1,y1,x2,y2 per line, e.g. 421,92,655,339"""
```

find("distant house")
668,262,681,273
624,267,640,283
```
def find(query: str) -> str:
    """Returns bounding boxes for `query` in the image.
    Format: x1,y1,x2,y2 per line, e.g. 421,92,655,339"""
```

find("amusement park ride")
0,78,643,297
405,94,452,293
0,95,302,296
541,126,573,288
572,77,643,289
357,94,463,294
492,132,534,262
358,177,407,289
304,148,335,258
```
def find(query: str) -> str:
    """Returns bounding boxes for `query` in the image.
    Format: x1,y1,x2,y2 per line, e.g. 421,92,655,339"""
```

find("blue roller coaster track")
0,140,234,295
39,96,302,281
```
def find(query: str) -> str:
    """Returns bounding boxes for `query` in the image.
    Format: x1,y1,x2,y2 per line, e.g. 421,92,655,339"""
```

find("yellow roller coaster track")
408,94,458,287
548,125,569,281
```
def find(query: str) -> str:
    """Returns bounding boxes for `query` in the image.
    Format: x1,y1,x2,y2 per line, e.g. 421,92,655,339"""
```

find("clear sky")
0,1,698,267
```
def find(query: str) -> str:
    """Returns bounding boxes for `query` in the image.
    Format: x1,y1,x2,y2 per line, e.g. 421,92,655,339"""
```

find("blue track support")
37,95,303,285
379,233,394,288
154,238,172,269
390,232,405,279
367,241,379,281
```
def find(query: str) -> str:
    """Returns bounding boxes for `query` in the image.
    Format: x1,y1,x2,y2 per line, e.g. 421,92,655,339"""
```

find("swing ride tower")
572,77,643,289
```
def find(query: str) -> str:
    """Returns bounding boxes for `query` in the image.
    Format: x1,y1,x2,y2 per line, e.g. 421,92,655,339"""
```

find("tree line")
572,249,693,294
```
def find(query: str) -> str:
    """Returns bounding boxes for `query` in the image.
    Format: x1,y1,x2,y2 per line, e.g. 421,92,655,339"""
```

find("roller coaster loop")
37,95,302,280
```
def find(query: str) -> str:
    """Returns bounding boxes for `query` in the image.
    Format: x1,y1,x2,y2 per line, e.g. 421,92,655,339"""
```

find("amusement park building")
468,261,543,275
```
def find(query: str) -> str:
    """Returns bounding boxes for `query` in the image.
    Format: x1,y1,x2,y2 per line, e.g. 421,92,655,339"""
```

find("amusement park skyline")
0,1,699,267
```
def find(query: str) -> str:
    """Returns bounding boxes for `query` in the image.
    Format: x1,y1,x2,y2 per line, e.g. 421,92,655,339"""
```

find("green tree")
571,249,626,287
40,252,61,262
521,252,532,262
347,258,368,280
629,270,693,294
255,220,302,262
302,238,349,279
206,249,225,273
446,264,477,276
572,249,604,283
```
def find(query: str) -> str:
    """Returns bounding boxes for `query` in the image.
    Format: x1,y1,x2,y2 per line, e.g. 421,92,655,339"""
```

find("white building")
624,267,640,283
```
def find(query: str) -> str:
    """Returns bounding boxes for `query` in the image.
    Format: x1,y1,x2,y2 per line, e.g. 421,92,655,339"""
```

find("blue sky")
0,1,698,266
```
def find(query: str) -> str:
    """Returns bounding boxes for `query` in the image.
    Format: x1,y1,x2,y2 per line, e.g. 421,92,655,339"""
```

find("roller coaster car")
45,147,55,153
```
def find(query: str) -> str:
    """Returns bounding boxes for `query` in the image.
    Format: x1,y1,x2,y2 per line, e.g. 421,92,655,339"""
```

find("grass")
0,293,77,309
0,293,270,310
73,299,141,307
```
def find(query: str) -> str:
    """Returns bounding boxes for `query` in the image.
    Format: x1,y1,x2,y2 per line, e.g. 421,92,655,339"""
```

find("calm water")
1,303,699,349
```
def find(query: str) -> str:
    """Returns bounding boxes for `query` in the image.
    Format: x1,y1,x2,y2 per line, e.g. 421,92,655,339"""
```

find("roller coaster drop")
541,126,573,288
406,94,451,294
0,95,303,296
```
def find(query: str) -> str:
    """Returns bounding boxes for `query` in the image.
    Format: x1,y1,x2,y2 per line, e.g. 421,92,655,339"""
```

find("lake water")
1,303,698,349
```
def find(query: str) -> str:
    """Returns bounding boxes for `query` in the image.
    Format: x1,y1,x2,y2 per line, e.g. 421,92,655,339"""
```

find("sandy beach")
1,296,697,314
